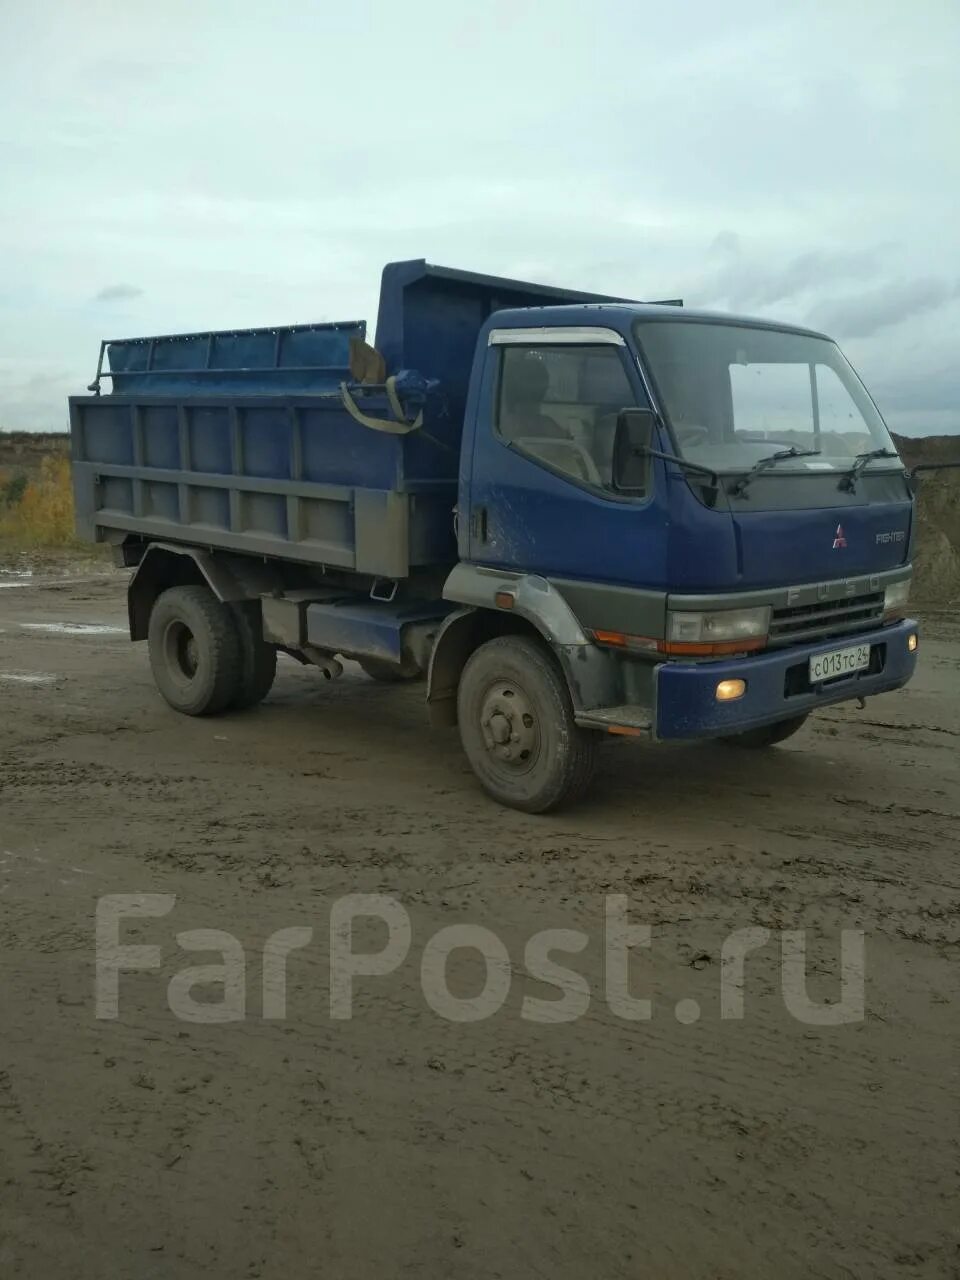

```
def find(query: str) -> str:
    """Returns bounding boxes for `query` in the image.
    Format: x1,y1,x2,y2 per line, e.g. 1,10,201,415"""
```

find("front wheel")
721,713,809,749
456,635,599,813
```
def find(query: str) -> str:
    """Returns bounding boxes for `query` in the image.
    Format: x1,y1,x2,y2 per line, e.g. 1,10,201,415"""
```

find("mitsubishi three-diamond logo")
832,523,847,549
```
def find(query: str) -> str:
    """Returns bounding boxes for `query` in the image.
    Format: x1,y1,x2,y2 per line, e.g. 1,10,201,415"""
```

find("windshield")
632,320,900,474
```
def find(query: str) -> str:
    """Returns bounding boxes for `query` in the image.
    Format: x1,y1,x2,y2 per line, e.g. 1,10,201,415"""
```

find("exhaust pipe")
301,645,343,680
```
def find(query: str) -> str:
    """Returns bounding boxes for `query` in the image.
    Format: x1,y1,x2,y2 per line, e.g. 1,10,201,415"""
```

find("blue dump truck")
70,259,925,811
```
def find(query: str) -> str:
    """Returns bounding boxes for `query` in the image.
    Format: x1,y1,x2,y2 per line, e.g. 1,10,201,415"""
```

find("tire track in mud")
4,746,957,949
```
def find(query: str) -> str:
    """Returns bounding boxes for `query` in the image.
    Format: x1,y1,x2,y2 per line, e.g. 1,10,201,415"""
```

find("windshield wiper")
839,448,900,493
731,448,822,497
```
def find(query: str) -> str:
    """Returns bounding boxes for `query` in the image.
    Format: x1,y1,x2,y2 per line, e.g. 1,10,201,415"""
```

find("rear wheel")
457,635,599,813
148,585,242,716
230,602,277,709
721,713,809,749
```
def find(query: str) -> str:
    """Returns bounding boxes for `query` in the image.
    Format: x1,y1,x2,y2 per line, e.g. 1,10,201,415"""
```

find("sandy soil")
0,568,958,1279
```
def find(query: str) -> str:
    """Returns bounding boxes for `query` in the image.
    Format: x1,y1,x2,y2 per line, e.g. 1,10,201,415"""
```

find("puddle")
0,570,34,588
19,622,126,636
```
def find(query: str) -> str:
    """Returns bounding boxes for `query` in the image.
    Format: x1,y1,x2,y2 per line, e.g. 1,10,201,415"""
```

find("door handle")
471,506,488,543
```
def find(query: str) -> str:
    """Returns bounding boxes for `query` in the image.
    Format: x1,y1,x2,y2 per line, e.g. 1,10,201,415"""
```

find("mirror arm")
640,446,719,486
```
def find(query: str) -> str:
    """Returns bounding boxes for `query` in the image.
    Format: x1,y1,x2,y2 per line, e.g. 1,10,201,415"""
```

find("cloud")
697,243,887,312
0,3,958,433
93,283,143,303
807,278,960,340
709,231,741,258
0,361,77,431
868,364,960,414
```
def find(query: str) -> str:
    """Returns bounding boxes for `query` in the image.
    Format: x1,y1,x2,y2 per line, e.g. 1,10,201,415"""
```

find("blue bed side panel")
77,396,409,489
106,320,365,395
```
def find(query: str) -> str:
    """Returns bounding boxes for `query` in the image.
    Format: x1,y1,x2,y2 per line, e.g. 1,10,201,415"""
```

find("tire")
147,585,243,717
721,713,809,749
358,657,422,683
230,602,277,709
456,635,599,813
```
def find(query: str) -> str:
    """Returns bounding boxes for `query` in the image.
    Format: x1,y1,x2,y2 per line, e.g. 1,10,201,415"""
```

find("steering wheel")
675,424,711,448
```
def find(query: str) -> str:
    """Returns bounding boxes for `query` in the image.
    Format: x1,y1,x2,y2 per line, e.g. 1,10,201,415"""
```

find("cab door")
464,326,670,587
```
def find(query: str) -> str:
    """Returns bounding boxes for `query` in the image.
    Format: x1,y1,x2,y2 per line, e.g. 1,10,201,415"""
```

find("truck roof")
481,301,832,342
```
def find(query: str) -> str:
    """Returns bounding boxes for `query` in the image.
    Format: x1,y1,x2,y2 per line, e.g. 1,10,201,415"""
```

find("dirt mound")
893,435,960,606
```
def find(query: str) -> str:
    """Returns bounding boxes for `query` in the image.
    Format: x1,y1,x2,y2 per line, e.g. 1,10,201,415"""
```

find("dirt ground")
1,566,958,1280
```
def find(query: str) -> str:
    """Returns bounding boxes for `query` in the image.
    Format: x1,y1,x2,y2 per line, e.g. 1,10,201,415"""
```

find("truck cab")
434,298,917,767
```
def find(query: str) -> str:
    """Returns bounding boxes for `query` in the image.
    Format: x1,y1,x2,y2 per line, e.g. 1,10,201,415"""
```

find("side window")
496,344,635,489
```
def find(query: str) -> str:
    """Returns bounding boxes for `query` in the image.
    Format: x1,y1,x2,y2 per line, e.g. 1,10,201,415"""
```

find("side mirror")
612,408,656,493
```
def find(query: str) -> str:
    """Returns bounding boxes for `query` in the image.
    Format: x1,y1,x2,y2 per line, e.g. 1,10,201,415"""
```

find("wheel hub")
479,682,539,770
165,620,199,680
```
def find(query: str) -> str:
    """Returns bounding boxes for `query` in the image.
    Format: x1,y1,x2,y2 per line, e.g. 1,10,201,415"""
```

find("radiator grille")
769,591,885,645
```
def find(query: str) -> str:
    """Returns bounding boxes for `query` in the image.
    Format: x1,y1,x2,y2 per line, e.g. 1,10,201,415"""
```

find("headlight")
666,606,770,653
884,579,910,616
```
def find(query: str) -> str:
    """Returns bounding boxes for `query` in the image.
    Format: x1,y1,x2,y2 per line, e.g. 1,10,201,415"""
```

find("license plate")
809,643,871,683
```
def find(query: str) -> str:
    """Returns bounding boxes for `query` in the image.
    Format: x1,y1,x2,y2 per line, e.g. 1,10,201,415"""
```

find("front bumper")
654,618,918,741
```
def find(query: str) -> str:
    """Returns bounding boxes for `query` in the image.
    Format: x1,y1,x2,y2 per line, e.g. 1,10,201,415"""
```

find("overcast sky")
1,1,957,435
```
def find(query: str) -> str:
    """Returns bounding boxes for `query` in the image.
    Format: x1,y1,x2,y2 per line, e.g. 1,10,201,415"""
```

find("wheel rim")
478,680,540,774
164,620,199,681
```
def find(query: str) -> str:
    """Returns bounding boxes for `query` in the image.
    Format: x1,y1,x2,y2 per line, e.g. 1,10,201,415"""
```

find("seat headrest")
506,354,550,404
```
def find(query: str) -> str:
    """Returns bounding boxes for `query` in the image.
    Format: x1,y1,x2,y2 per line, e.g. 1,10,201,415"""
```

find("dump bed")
70,259,635,578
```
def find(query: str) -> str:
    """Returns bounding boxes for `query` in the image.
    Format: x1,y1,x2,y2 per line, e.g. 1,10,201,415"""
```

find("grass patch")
0,454,79,547
2,471,28,506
